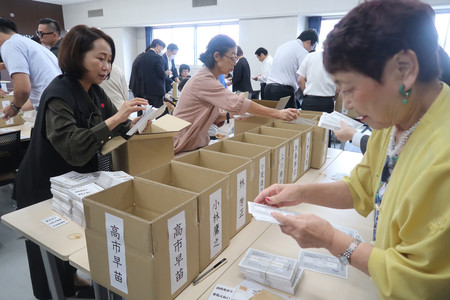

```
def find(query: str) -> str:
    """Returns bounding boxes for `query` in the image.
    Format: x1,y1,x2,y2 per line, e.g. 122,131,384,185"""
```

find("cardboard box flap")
251,96,289,110
291,117,316,126
101,136,127,155
148,114,190,133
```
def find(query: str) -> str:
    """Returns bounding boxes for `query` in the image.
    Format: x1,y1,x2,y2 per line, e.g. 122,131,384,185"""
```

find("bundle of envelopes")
318,111,364,131
51,171,133,226
239,248,304,295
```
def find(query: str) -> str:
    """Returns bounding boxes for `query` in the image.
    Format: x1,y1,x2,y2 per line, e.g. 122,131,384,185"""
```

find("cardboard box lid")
251,96,289,110
204,139,271,159
101,114,190,155
249,126,301,139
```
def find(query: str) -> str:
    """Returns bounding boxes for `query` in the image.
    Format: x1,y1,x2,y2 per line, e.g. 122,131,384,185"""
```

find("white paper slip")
318,111,364,131
248,202,300,225
126,104,166,136
298,250,348,279
0,112,4,119
41,215,69,228
208,284,235,300
332,223,363,241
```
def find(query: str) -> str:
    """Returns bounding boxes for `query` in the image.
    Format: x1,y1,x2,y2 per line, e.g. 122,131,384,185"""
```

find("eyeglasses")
223,54,238,63
36,31,54,38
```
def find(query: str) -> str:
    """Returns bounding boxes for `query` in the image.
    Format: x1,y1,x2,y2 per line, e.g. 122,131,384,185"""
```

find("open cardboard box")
84,178,199,300
101,114,190,175
202,140,271,202
251,96,289,110
0,96,25,128
229,133,289,185
249,126,302,183
297,112,329,169
269,121,313,177
174,150,252,238
136,161,230,272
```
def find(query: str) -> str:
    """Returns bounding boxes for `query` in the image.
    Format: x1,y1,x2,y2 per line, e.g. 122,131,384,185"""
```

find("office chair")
0,130,21,187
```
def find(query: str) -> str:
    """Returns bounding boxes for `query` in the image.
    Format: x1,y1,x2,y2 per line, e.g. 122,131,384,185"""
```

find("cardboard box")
297,112,329,169
202,140,271,202
269,121,313,177
251,96,289,110
234,116,273,135
248,126,302,183
136,161,230,271
84,179,199,300
0,114,24,128
174,150,252,237
101,114,190,175
229,133,289,185
335,94,358,118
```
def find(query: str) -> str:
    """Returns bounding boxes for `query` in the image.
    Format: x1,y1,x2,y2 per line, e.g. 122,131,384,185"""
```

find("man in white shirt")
265,29,318,108
0,18,61,120
297,50,337,113
253,47,273,100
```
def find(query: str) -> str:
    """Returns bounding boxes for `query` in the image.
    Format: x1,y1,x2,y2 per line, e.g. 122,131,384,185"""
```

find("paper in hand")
248,202,300,225
126,104,166,136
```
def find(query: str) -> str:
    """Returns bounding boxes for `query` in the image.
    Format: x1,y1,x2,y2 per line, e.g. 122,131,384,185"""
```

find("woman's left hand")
278,109,300,121
272,213,335,249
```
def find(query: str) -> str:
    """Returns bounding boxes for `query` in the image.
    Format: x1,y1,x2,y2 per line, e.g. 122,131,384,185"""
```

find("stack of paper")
238,248,304,295
68,183,105,226
126,104,166,136
95,171,134,189
50,171,133,226
50,171,97,218
318,111,363,131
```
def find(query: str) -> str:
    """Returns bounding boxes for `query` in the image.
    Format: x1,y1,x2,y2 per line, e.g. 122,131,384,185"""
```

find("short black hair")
298,29,318,45
255,47,268,56
150,39,165,49
167,43,178,51
0,18,17,34
179,64,190,74
58,25,115,80
236,46,243,57
38,18,61,35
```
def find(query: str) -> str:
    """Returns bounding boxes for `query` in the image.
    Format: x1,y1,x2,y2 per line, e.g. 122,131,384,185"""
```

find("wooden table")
1,200,86,300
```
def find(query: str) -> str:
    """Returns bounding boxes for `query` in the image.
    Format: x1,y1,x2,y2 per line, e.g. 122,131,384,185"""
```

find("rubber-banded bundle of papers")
50,171,133,226
318,111,364,131
238,248,305,295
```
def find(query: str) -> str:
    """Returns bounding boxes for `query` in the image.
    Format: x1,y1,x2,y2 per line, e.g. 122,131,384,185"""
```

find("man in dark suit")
129,39,167,108
232,46,253,96
162,43,180,92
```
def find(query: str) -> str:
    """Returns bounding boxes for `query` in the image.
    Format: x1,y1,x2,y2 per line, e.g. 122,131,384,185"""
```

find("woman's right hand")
114,98,148,123
333,120,356,142
254,183,305,208
277,108,300,121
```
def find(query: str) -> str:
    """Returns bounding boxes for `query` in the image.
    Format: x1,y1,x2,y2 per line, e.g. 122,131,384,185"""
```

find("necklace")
387,118,422,159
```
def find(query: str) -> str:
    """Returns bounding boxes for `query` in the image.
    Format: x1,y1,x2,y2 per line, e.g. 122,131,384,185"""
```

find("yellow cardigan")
342,83,450,299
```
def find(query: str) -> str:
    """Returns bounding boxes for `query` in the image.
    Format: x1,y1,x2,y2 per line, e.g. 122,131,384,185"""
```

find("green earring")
399,84,412,104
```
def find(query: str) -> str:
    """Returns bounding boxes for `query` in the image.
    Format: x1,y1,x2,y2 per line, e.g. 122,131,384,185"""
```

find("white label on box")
105,213,128,294
258,157,266,193
304,132,311,172
278,146,286,184
209,188,222,259
208,284,235,300
292,138,300,182
168,210,188,294
41,215,68,228
5,118,13,125
1,100,10,109
322,130,329,164
236,170,247,230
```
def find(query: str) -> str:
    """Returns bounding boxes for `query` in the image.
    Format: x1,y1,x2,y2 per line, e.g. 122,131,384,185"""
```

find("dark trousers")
260,82,266,100
264,83,297,109
24,240,76,299
301,95,335,146
301,95,335,113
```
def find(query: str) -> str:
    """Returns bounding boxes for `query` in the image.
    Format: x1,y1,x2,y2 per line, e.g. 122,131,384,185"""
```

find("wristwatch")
10,102,22,112
338,237,362,266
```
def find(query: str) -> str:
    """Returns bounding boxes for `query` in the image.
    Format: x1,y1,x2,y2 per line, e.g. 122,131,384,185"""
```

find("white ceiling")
32,0,93,5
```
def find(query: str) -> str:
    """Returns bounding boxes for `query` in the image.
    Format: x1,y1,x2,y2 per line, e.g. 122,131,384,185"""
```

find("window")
435,12,450,54
151,23,239,67
317,18,341,50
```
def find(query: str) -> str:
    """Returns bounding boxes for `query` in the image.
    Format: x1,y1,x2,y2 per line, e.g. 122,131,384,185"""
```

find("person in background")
179,63,191,80
173,34,299,154
99,64,128,109
129,39,167,108
0,18,60,119
297,50,337,113
264,29,318,109
37,18,63,57
12,25,148,300
232,46,253,95
163,43,180,92
255,1,450,298
253,47,273,99
0,54,7,96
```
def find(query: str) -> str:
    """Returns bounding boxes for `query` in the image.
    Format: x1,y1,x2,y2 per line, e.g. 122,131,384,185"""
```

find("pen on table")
193,258,227,285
